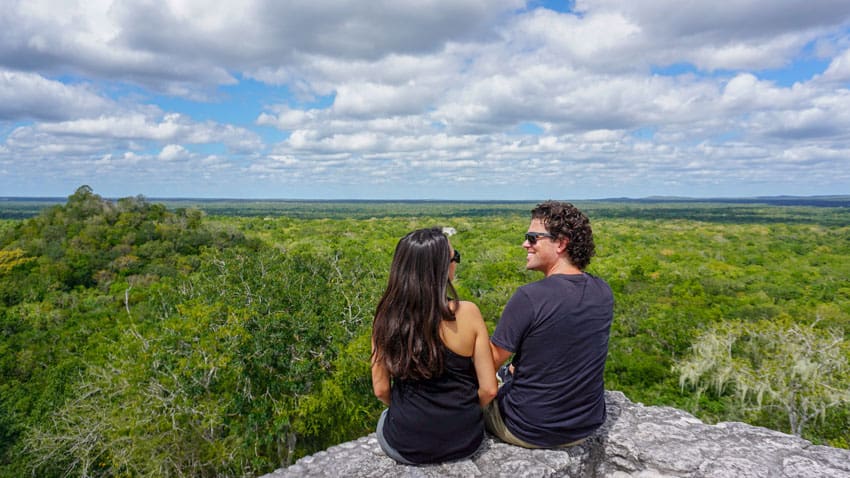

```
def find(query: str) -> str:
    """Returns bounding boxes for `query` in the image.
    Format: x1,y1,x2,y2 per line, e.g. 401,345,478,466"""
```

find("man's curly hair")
531,200,595,270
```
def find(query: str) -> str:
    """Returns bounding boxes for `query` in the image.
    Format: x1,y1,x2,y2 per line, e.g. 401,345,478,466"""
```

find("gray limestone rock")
260,391,850,478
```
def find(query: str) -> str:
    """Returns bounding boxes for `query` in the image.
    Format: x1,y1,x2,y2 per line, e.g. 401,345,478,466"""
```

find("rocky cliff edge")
260,391,850,477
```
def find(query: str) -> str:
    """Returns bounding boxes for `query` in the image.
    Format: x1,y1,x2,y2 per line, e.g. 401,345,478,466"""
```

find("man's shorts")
483,399,587,449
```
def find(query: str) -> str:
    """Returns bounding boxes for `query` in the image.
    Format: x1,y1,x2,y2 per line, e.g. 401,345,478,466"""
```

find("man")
485,200,614,448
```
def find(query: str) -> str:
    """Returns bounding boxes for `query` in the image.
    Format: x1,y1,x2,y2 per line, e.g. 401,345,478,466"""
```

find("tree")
675,317,850,437
23,245,364,476
0,249,33,274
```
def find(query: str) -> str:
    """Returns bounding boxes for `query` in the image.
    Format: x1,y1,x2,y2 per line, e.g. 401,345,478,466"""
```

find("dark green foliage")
22,245,363,476
0,186,238,303
290,333,380,456
0,187,252,477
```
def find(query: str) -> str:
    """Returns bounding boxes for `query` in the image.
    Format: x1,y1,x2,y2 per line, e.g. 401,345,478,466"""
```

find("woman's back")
380,301,495,464
382,344,483,463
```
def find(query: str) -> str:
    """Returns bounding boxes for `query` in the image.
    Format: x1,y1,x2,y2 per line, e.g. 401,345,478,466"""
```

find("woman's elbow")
373,383,391,404
479,384,498,406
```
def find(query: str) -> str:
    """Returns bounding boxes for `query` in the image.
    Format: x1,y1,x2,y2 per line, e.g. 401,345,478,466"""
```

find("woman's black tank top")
382,346,484,464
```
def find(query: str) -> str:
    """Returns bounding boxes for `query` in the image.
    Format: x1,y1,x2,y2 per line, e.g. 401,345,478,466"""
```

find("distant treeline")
2,195,848,221
603,195,850,207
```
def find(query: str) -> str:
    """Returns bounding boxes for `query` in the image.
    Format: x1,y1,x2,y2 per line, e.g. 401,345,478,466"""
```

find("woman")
371,227,498,465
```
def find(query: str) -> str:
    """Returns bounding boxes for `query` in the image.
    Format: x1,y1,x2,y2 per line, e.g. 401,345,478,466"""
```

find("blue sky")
2,0,850,200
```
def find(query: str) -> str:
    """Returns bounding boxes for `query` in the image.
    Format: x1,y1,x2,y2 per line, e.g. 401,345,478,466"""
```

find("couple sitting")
371,201,615,465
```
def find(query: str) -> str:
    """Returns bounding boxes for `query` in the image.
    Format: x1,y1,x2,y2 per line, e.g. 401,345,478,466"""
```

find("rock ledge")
261,391,850,477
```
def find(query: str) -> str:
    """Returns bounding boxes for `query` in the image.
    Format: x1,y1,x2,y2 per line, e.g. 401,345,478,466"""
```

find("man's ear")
557,237,569,254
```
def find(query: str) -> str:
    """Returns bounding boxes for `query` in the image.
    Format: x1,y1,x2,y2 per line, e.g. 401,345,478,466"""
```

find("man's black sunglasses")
525,232,556,245
451,249,461,264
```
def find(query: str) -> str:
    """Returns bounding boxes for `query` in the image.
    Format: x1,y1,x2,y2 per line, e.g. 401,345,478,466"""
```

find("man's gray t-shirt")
491,273,614,447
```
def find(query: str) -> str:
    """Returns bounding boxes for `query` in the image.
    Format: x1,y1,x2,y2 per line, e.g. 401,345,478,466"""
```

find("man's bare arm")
490,341,512,370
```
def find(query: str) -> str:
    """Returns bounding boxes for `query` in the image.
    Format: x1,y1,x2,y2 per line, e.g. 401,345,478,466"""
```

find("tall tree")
675,317,850,437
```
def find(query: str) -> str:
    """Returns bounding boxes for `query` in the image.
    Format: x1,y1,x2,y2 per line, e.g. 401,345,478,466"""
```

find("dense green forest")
1,186,848,477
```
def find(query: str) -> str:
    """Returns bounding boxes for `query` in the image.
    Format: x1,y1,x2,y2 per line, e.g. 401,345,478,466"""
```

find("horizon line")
1,194,849,203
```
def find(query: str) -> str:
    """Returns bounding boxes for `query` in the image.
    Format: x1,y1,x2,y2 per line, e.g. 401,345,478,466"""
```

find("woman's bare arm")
371,338,391,406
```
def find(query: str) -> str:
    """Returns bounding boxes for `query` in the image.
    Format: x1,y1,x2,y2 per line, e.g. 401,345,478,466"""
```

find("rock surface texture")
260,391,850,477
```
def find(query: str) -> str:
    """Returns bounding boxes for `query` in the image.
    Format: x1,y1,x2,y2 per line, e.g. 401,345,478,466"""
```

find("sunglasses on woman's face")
451,249,461,264
524,232,556,245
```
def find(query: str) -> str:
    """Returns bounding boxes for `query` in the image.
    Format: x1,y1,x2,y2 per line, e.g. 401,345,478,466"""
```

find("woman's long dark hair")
372,227,458,381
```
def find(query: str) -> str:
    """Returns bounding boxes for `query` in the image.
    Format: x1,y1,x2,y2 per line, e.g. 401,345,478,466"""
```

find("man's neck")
545,260,582,277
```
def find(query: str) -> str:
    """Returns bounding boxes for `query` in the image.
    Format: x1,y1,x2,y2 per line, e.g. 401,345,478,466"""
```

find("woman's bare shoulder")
452,300,484,323
452,299,479,312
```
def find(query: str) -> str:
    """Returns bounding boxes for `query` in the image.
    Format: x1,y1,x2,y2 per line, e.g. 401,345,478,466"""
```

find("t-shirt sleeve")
491,288,534,353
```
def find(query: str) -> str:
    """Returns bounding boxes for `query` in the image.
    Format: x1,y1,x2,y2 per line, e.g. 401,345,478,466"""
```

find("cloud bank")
1,0,849,199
